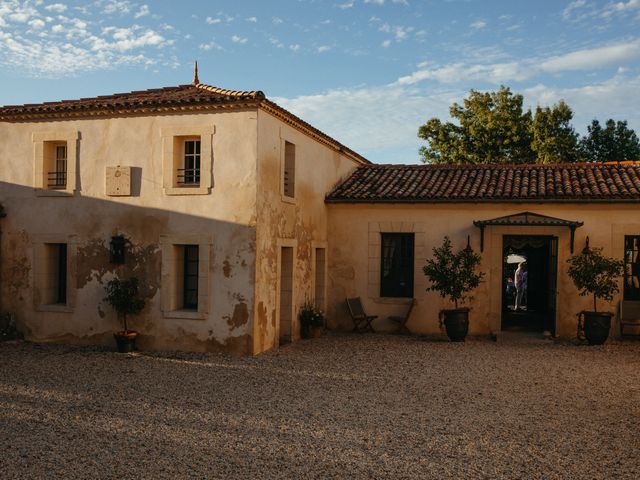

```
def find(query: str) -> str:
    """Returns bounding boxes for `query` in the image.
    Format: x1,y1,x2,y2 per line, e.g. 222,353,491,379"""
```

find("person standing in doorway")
514,262,526,311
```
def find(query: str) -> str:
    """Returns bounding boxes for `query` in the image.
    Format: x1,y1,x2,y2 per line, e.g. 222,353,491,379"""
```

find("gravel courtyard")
1,334,639,479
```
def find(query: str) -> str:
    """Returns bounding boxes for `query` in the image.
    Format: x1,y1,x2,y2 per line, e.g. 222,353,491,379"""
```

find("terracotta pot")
443,308,469,342
114,331,138,353
582,311,611,345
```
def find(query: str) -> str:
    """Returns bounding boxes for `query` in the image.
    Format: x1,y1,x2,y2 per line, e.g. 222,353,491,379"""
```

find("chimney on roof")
192,61,199,85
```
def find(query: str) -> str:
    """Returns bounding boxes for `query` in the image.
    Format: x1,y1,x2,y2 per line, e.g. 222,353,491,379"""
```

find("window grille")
48,145,67,189
178,140,201,185
183,245,199,310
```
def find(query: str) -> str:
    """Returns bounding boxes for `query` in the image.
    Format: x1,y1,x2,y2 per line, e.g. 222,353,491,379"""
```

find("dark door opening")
502,235,558,334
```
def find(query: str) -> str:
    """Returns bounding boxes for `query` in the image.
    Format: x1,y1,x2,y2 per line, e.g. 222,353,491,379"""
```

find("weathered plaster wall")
252,110,361,354
327,203,640,339
0,110,258,354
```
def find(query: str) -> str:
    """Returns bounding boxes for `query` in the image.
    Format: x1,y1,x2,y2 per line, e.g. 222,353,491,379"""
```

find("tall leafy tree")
579,119,640,162
418,86,534,165
530,101,581,164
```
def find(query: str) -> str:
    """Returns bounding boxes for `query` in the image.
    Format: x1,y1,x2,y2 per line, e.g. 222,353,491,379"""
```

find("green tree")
579,119,640,163
419,87,586,165
419,86,534,165
530,101,581,164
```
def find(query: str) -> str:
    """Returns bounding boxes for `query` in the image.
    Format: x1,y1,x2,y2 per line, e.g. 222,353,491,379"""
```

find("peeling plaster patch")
4,231,31,302
232,292,246,303
97,305,105,319
76,238,160,299
224,302,249,330
139,327,251,355
223,259,232,278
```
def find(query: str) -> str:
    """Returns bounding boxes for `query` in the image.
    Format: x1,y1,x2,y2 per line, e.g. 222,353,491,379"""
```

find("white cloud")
601,0,640,18
272,71,640,164
273,84,457,162
563,0,640,22
272,16,283,24
0,1,176,77
28,18,45,29
337,1,354,8
317,45,331,53
364,0,385,5
246,16,257,23
562,0,588,20
396,39,640,86
540,39,640,72
231,35,247,44
523,74,640,134
470,20,486,29
289,44,300,52
102,0,131,15
381,39,391,48
44,3,67,13
134,4,149,19
379,23,413,42
206,17,221,25
268,36,284,48
199,41,222,51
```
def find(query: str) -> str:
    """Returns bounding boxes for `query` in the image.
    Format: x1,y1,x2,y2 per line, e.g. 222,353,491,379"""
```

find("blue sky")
1,0,640,163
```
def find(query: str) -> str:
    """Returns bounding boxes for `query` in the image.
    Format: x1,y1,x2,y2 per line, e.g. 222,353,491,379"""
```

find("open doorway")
502,235,558,334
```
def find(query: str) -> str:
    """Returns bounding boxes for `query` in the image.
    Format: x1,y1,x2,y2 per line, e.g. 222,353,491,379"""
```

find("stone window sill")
163,309,207,320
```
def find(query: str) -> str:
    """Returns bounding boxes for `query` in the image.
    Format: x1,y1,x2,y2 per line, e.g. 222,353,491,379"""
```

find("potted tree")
299,300,325,339
104,277,146,353
423,236,484,342
567,240,624,345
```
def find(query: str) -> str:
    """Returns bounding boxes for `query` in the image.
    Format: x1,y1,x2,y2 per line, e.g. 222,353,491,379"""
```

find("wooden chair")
620,300,640,336
388,298,415,335
346,297,377,333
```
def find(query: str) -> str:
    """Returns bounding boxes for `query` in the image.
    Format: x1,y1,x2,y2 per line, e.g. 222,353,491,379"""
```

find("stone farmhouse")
1,73,639,354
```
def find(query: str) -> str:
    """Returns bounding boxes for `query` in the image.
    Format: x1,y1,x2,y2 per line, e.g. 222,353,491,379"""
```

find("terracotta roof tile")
0,82,370,165
326,162,640,203
0,84,263,118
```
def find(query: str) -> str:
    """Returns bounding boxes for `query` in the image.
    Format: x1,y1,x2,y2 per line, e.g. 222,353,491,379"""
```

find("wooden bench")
346,297,377,333
388,298,415,335
620,300,640,336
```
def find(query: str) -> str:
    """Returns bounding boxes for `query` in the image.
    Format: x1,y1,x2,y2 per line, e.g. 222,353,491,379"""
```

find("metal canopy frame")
473,211,584,253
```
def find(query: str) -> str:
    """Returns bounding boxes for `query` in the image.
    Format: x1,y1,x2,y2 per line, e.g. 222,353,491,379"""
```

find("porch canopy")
473,211,584,253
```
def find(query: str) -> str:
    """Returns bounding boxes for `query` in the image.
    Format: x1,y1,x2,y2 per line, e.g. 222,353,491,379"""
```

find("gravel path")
1,334,639,479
